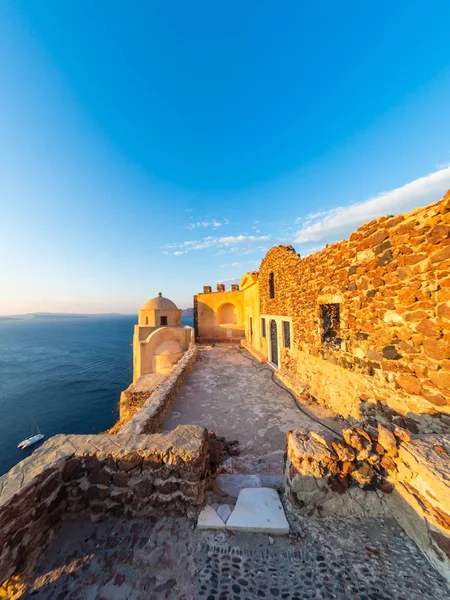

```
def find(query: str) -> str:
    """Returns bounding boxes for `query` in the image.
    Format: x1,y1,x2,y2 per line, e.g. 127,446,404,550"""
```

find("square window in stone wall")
283,321,291,348
320,304,341,347
160,316,168,326
261,318,266,338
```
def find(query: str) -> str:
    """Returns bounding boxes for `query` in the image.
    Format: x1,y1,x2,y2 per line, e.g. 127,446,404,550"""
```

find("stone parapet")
120,345,198,434
385,434,450,584
285,428,387,519
285,427,450,585
0,425,209,590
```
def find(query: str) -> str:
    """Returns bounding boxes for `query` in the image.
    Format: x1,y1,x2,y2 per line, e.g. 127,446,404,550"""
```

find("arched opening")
145,317,149,325
217,302,238,325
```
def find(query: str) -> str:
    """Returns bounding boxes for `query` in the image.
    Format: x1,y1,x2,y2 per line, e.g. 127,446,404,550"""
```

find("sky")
1,1,450,314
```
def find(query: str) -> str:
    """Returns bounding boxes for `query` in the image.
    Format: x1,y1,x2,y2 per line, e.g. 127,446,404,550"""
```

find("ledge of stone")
0,424,209,589
120,345,198,435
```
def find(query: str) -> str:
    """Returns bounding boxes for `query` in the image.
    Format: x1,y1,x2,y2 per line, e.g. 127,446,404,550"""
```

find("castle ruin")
1,191,449,598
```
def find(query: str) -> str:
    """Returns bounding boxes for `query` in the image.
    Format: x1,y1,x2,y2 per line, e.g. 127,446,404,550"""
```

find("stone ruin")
1,191,450,596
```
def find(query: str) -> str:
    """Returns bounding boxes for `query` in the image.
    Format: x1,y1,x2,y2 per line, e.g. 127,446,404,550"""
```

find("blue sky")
1,1,450,314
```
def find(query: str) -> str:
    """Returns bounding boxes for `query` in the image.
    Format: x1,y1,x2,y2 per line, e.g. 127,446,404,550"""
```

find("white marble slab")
226,488,290,534
217,504,233,523
197,505,225,530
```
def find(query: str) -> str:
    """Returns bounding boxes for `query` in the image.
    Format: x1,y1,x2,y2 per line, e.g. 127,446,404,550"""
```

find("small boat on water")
18,420,44,449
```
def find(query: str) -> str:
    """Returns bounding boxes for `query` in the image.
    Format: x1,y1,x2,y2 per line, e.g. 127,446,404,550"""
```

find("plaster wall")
195,289,245,341
242,277,261,352
138,326,193,379
138,309,181,328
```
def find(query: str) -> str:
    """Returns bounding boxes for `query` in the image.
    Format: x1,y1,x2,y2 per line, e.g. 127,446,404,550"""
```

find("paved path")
161,345,344,474
22,514,448,600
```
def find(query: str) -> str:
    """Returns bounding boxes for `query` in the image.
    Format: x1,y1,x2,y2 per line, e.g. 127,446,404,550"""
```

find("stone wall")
258,191,450,433
284,426,399,519
386,433,450,584
285,427,450,584
120,346,198,434
0,425,209,590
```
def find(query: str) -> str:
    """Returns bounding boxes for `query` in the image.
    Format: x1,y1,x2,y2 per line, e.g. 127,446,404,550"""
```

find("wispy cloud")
187,218,229,230
294,166,450,244
163,234,270,255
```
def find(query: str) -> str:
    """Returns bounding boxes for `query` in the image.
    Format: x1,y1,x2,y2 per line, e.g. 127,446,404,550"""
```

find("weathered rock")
377,480,394,494
350,464,376,486
310,430,339,450
331,440,355,462
377,424,397,453
393,426,411,443
342,428,366,452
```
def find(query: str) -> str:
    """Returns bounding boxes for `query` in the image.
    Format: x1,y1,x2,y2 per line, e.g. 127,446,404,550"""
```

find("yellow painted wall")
196,289,245,340
138,309,181,328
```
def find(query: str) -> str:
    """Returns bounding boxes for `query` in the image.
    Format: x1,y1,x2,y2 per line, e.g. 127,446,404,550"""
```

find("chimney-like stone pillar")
217,284,225,292
203,286,212,294
231,284,239,291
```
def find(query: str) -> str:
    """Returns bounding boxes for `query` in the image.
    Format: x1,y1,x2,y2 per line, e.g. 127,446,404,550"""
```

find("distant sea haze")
0,315,194,475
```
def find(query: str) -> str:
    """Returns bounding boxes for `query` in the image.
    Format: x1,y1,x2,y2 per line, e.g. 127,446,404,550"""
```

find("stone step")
197,488,290,535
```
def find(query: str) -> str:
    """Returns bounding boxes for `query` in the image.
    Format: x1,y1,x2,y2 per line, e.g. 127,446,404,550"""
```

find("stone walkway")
22,514,448,599
161,345,344,474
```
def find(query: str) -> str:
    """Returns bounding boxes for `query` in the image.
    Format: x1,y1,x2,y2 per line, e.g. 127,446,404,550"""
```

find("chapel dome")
141,292,178,311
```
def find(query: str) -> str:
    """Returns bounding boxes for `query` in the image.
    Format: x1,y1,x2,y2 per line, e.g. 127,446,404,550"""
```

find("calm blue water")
0,315,194,475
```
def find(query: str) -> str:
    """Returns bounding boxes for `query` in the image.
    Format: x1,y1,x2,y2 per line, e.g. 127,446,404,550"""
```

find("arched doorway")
270,320,278,367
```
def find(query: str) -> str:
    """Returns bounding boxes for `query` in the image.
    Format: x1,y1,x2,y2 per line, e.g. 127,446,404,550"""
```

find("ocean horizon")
0,315,194,475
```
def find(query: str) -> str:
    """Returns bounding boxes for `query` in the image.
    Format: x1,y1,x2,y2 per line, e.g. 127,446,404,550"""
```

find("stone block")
226,488,289,534
197,505,225,530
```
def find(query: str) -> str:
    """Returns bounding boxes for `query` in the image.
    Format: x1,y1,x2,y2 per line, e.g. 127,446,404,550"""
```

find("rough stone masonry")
258,190,450,433
0,425,209,591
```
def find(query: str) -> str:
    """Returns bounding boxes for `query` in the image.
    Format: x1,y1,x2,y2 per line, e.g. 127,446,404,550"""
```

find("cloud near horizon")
294,166,450,245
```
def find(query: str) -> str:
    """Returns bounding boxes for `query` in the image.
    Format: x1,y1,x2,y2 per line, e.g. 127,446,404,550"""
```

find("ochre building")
195,190,450,434
132,292,193,382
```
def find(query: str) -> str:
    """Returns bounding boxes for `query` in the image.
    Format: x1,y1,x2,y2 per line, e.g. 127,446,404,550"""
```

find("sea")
0,315,194,476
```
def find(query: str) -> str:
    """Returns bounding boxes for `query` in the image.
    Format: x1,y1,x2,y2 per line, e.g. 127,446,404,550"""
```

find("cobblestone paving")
22,514,448,600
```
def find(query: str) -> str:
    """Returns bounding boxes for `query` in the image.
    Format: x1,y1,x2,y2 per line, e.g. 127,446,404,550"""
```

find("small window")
282,321,291,348
261,318,266,338
269,272,275,299
160,316,168,326
320,304,341,345
145,317,148,325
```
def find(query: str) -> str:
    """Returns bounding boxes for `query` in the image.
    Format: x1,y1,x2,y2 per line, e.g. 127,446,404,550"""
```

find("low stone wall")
120,345,198,434
285,427,392,519
119,389,154,422
285,427,450,585
386,434,450,584
0,425,208,590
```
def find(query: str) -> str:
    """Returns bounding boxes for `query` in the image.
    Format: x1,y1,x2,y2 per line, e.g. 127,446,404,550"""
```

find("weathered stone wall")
285,427,450,584
386,434,450,584
258,191,450,433
284,425,401,519
120,346,198,434
0,425,209,590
